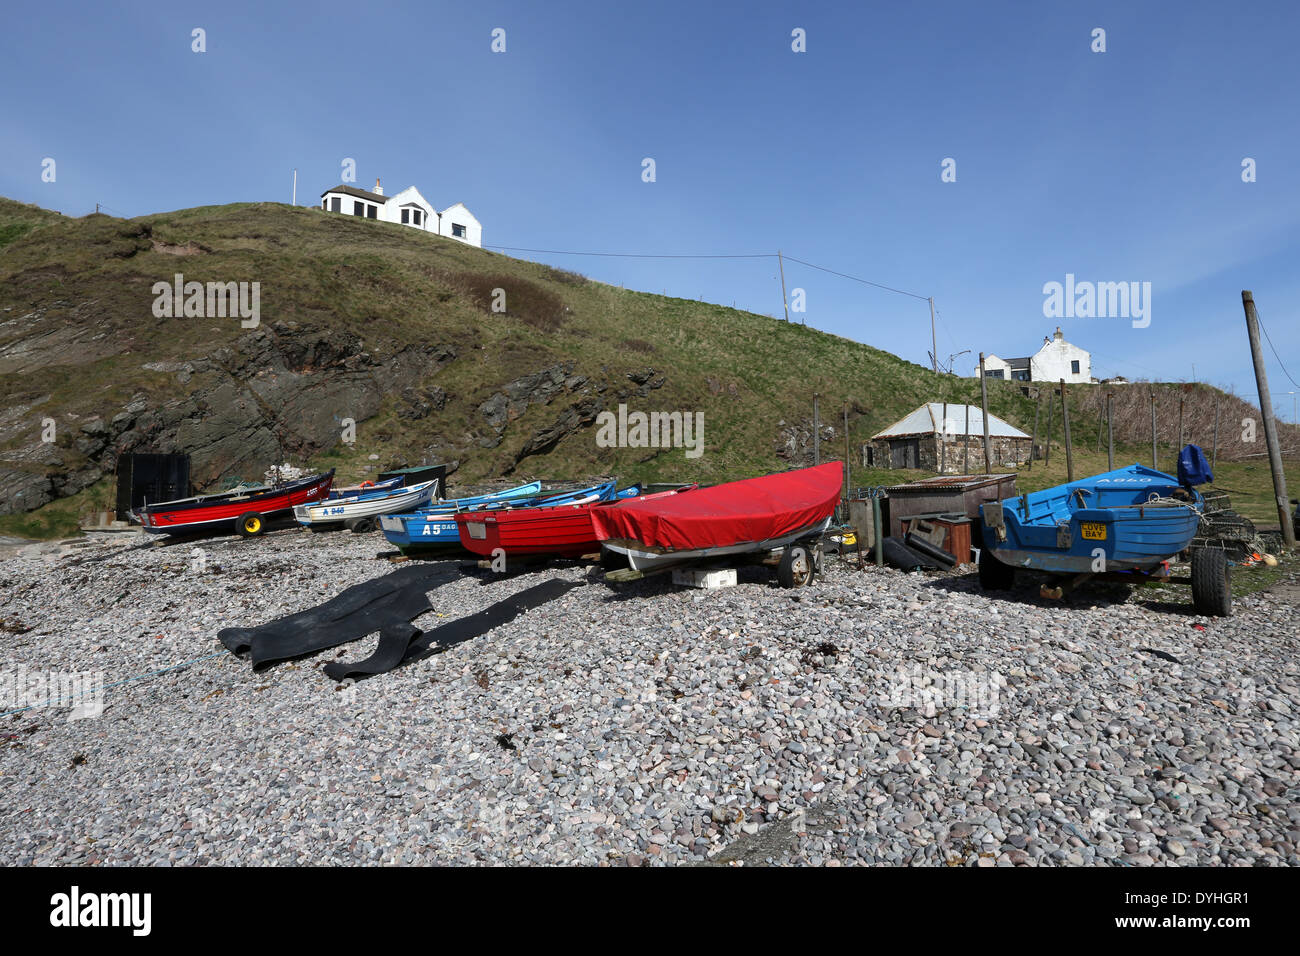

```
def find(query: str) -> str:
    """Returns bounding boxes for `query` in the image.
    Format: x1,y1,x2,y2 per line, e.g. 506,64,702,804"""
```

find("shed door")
890,439,919,469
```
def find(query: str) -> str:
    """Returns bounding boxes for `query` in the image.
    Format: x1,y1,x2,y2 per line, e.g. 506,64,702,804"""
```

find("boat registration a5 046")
1080,521,1107,540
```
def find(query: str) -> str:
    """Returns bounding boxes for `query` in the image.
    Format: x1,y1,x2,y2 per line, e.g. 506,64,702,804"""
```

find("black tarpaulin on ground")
322,578,581,681
217,563,457,670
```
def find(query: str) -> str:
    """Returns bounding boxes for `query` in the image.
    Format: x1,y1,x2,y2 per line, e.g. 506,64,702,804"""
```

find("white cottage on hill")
977,327,1092,384
319,179,483,247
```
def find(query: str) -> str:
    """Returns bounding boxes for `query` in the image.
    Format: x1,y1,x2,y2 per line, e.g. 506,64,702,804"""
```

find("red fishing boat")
456,485,690,559
592,462,843,584
136,470,335,537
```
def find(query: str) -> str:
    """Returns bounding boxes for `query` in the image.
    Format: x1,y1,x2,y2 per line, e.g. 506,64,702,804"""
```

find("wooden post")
1177,397,1185,453
813,393,820,466
1028,390,1040,471
777,250,790,322
1106,392,1114,471
1212,398,1220,470
1096,398,1105,452
1044,386,1053,464
843,402,851,509
963,403,970,474
1150,389,1158,471
1060,379,1074,483
1241,291,1296,548
940,401,948,474
979,353,992,474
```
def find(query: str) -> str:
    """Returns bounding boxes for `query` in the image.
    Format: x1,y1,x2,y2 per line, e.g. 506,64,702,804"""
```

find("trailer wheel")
978,548,1015,590
1191,547,1232,617
778,544,816,588
235,512,265,537
345,517,375,534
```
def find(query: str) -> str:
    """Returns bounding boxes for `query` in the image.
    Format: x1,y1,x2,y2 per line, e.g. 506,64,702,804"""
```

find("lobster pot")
116,453,191,521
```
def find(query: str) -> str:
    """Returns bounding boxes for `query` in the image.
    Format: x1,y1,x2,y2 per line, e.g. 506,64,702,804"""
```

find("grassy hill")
1,196,1296,538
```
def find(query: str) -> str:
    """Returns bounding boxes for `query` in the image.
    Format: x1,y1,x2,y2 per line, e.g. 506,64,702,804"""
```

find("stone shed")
864,403,1031,472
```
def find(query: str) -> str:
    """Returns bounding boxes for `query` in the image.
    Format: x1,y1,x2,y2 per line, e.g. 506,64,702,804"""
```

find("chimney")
1054,326,1064,341
373,178,383,196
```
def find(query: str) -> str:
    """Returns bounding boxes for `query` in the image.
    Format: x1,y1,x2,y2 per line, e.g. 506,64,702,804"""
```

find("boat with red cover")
137,470,335,537
592,462,843,573
456,485,690,559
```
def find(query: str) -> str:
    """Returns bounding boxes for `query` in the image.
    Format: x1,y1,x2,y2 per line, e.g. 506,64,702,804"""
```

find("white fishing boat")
294,479,439,533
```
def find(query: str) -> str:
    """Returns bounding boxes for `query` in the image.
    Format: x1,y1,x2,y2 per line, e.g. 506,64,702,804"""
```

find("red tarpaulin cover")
591,462,843,551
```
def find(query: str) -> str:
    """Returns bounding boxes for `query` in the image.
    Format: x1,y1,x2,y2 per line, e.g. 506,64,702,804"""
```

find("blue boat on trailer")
380,480,636,553
977,449,1232,616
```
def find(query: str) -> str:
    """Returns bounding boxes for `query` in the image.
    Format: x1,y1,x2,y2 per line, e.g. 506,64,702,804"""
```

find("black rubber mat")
323,577,581,681
217,563,457,670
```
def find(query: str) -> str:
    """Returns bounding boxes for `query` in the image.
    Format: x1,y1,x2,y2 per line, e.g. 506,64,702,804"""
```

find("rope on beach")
0,651,227,718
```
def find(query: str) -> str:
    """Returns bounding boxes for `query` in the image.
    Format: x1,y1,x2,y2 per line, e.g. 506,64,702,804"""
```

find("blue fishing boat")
978,449,1231,616
381,480,630,553
379,481,542,551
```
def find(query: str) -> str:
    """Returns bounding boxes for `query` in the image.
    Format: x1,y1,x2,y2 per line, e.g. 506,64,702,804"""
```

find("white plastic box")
671,567,738,589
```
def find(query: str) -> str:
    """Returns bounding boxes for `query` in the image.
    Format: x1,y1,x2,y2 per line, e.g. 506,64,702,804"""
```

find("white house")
319,179,482,247
978,328,1092,384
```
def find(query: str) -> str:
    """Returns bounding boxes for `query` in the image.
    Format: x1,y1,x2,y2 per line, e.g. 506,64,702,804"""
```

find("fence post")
1150,388,1158,471
1028,389,1041,471
979,354,992,474
1106,392,1114,471
1060,379,1074,483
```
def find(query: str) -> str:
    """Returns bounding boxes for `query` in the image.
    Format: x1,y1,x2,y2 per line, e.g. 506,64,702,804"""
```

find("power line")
485,245,774,260
1256,309,1299,390
779,254,930,301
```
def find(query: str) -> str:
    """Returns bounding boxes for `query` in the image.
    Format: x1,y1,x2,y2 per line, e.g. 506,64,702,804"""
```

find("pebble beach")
1,529,1297,866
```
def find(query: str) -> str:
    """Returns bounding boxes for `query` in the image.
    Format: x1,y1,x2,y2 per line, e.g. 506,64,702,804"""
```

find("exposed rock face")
0,322,459,510
478,362,577,432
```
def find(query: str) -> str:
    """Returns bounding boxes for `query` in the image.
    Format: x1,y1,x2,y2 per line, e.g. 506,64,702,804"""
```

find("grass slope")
1,196,1296,538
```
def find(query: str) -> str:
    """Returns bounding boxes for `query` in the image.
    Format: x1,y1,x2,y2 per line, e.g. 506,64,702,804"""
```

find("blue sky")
3,0,1298,417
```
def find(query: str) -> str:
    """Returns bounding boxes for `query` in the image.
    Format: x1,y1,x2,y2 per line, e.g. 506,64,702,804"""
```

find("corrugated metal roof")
885,473,1017,491
873,403,1024,442
871,403,1030,440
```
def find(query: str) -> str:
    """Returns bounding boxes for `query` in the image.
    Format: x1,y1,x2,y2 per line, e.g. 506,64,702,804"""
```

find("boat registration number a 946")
1080,521,1107,540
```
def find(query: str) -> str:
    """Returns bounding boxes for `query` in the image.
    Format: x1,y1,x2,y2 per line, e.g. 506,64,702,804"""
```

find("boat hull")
455,485,649,559
139,471,335,535
980,464,1202,573
379,481,544,551
604,517,834,571
295,479,438,526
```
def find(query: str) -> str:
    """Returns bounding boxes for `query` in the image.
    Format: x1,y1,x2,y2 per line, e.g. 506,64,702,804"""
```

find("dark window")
1012,369,1031,381
401,209,409,224
353,200,364,216
1071,360,1081,374
331,197,341,212
415,210,422,225
367,205,377,219
985,369,1005,379
452,223,466,238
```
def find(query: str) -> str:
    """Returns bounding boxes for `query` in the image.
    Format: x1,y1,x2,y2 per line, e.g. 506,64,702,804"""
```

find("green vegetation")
1,196,1297,540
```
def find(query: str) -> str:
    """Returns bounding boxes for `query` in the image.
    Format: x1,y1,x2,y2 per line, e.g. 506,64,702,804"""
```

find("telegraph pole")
778,251,790,322
929,298,938,374
1241,291,1296,548
292,168,297,206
